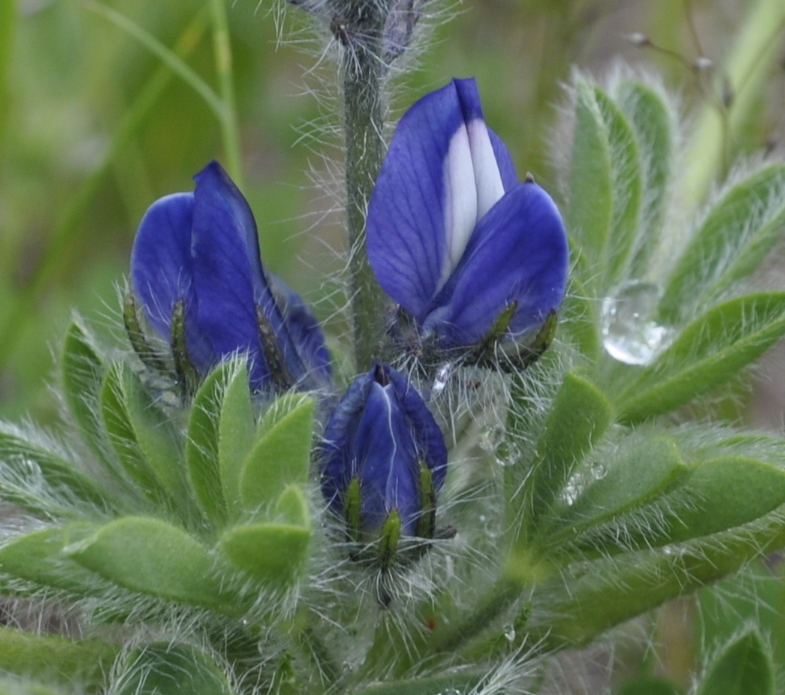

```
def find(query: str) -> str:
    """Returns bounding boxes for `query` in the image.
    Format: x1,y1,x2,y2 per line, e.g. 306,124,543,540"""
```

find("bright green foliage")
660,165,785,323
186,361,235,528
114,643,238,695
220,521,311,587
616,293,785,422
515,372,613,541
696,630,774,695
239,394,315,513
60,322,108,461
0,628,117,693
100,362,186,515
217,362,257,518
63,516,237,611
0,527,104,596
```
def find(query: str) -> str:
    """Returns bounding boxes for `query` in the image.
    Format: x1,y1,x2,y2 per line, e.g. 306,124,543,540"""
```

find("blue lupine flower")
367,78,569,356
321,363,447,543
130,161,331,391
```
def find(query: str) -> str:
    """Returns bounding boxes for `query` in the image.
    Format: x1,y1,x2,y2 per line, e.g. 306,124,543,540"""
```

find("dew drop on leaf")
601,280,673,365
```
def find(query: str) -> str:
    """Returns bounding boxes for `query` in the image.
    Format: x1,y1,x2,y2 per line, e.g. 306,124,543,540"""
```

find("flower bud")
320,363,447,567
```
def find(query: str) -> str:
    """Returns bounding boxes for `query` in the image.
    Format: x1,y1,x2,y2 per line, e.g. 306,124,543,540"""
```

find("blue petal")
321,370,374,513
367,79,509,321
354,381,420,533
269,274,333,388
386,367,448,490
190,162,271,387
130,192,214,371
424,182,568,347
489,129,518,192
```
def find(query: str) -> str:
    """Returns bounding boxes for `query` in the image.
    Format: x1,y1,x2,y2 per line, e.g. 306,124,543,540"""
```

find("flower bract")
367,78,569,355
320,363,447,544
130,161,331,391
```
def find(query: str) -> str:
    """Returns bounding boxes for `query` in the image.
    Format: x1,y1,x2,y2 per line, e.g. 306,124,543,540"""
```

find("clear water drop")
601,280,673,365
431,362,454,398
479,425,504,453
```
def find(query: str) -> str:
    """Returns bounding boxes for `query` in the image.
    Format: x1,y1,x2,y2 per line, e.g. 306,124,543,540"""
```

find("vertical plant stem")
208,0,244,188
342,3,390,370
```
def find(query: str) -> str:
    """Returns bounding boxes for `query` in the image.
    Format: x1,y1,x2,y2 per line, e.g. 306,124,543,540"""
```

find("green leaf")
540,435,688,551
657,456,785,544
613,80,676,276
559,274,600,361
593,86,643,287
239,395,315,513
218,361,256,517
350,674,486,695
0,527,104,596
100,363,174,509
696,630,774,695
618,676,682,695
526,507,785,648
220,522,311,587
582,455,785,553
60,322,108,461
64,516,235,611
519,373,613,540
565,79,613,289
0,627,117,693
274,485,310,526
617,293,785,423
114,643,237,695
0,423,114,517
186,362,233,528
660,165,785,323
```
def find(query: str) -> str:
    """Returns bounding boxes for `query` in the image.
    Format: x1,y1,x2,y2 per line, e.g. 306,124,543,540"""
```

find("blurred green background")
0,0,784,692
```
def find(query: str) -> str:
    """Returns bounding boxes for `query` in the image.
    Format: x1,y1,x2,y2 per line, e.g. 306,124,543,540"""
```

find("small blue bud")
129,161,331,393
320,363,447,555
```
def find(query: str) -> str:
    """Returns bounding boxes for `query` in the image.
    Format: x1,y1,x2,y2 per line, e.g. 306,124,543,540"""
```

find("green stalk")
341,2,391,370
0,10,210,374
680,0,785,208
0,0,15,144
208,0,243,187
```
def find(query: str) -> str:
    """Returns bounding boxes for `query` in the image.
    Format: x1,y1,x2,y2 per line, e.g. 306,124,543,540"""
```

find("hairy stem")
341,2,391,370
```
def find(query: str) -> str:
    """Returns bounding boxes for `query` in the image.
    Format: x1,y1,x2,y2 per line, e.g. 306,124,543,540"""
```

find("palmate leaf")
514,373,613,544
63,516,237,612
525,503,785,649
611,79,676,277
0,527,105,597
659,164,785,324
186,361,234,528
239,394,314,513
617,292,785,423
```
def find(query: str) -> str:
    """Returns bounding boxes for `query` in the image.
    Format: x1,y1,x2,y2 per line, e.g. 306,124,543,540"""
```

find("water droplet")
601,281,674,365
589,461,607,481
503,623,516,642
431,362,454,398
479,425,504,453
